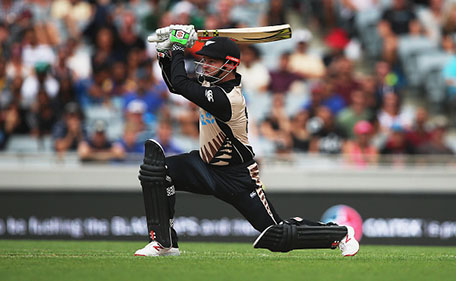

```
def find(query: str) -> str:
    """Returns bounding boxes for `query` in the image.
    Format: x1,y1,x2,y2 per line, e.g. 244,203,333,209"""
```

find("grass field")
1,240,455,281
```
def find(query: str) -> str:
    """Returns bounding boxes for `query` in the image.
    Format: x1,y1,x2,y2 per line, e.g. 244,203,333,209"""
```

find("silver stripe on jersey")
248,162,277,224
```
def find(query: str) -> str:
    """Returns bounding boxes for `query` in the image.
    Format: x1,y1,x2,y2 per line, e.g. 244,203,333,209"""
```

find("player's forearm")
170,48,191,94
158,57,176,93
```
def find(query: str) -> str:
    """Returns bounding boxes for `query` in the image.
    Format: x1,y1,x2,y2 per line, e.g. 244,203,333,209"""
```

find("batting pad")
138,139,172,248
253,223,347,252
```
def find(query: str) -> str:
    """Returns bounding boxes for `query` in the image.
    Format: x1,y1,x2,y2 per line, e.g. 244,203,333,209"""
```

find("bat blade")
197,24,292,43
147,24,292,44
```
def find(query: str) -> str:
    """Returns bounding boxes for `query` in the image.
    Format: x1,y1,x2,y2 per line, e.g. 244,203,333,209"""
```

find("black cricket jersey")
159,49,254,166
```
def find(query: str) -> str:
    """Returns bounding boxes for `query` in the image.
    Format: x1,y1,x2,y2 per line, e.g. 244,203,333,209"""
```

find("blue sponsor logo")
201,112,215,125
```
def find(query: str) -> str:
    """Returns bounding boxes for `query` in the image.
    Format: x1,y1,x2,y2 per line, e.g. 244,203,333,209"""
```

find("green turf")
1,240,455,281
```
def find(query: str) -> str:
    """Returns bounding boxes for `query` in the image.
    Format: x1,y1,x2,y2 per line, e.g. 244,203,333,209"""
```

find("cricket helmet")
196,37,240,61
195,37,240,84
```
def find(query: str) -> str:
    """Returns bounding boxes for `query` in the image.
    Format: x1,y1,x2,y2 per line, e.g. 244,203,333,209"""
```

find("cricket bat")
147,24,292,44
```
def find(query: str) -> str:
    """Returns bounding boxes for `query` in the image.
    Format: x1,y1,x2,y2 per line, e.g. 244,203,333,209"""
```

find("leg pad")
253,222,347,252
139,139,172,247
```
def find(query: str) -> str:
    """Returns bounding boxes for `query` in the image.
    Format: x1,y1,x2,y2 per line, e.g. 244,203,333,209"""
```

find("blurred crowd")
0,0,455,165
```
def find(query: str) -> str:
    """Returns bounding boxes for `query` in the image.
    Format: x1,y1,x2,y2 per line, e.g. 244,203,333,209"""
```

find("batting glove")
155,26,170,41
156,38,172,58
169,25,197,48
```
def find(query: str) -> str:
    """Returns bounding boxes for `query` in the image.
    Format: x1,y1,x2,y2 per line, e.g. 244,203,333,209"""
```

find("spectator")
443,40,456,100
442,3,456,36
123,68,166,123
328,56,361,105
268,52,302,94
416,116,454,155
66,38,91,80
259,95,292,154
77,119,125,162
290,110,311,152
359,75,379,112
21,62,59,110
82,1,117,47
2,76,29,134
170,0,194,26
91,26,118,70
0,58,9,104
0,21,9,59
110,60,128,97
337,89,373,139
21,27,56,68
154,119,183,156
10,9,34,45
80,63,111,108
115,124,144,156
441,31,456,54
288,29,326,79
323,28,350,67
303,79,346,117
308,106,347,154
417,0,445,42
0,102,21,150
176,102,199,141
380,123,415,155
50,0,92,40
53,102,85,156
342,120,378,166
215,0,238,28
405,107,432,149
124,99,152,137
138,58,169,101
28,86,59,137
117,10,146,55
373,60,399,111
0,0,26,25
259,0,288,26
377,92,413,132
378,0,421,64
5,43,31,79
338,0,380,37
53,46,73,80
237,45,270,95
55,73,77,114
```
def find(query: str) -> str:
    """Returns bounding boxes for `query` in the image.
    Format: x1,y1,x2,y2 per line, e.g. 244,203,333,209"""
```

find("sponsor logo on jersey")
205,89,214,102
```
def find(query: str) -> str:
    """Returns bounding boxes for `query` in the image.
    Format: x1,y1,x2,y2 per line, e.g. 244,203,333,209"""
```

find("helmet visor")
194,58,237,84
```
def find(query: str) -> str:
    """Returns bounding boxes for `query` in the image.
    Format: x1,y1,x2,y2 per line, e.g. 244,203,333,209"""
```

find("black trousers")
165,150,282,240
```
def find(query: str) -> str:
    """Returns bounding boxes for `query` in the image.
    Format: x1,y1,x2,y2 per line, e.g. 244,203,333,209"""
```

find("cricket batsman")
134,24,359,257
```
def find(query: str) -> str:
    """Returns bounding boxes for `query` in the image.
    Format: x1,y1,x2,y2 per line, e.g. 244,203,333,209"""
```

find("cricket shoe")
134,241,180,257
338,226,359,257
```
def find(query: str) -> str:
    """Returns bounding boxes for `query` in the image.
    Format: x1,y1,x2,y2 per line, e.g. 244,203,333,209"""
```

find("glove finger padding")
187,29,197,48
156,37,172,57
156,26,170,40
170,25,195,47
